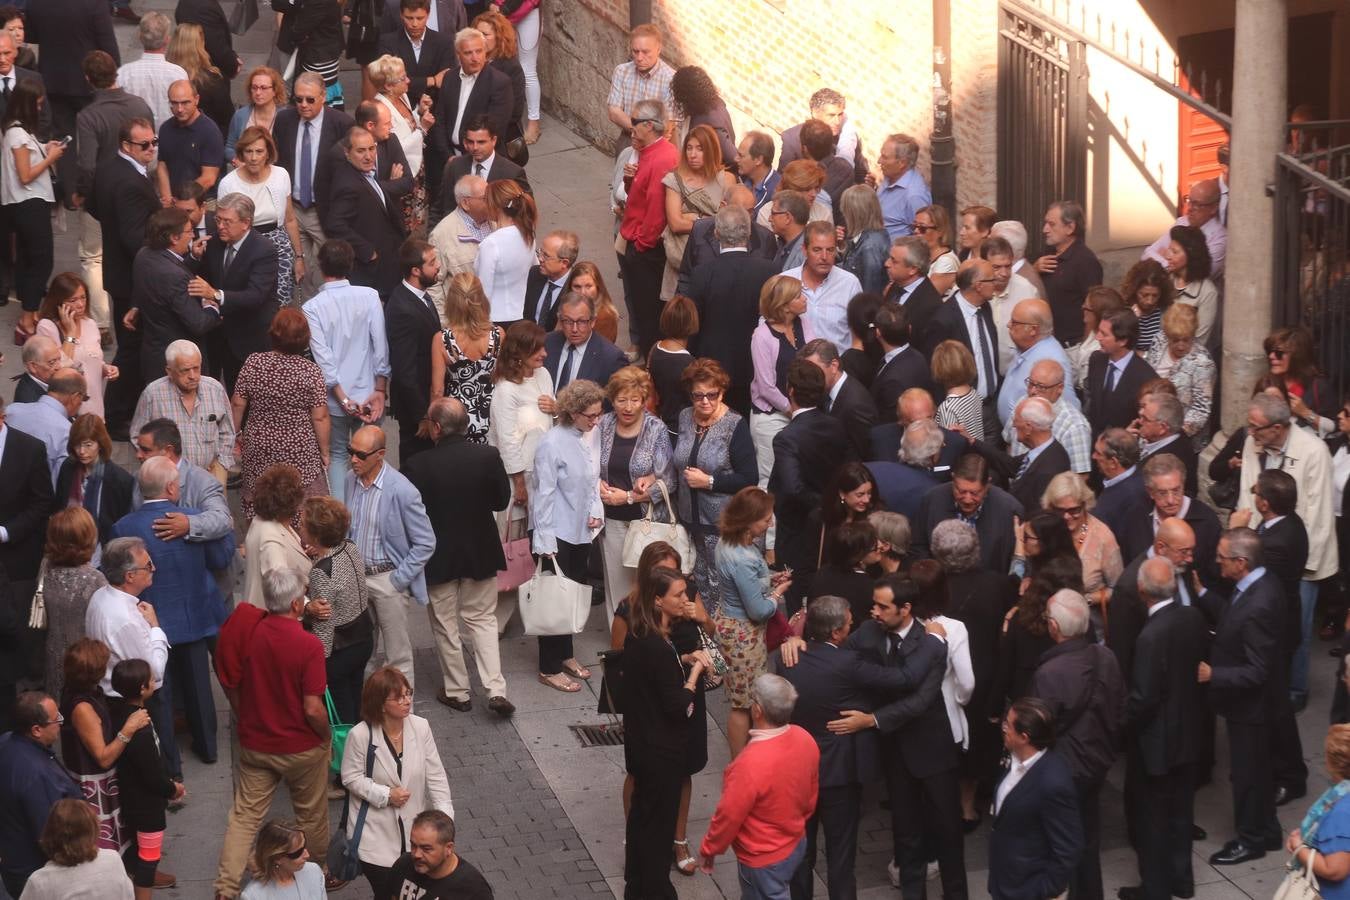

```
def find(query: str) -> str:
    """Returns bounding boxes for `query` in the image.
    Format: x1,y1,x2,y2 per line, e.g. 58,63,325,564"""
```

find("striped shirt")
349,464,392,568
606,59,675,123
130,376,236,471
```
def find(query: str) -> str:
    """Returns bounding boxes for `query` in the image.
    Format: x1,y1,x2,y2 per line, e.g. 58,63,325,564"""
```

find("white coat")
1236,423,1339,581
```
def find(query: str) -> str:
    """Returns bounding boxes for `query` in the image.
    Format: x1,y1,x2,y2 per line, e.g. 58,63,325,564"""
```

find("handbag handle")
338,732,377,831
644,480,679,527
324,688,340,727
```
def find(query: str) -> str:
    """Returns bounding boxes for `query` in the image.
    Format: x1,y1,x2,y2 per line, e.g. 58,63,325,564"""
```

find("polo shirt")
157,114,225,198
237,615,327,755
1040,238,1103,344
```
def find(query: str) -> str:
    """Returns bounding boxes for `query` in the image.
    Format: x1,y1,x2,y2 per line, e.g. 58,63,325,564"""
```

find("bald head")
726,184,755,210
1027,358,1067,404
1010,298,1053,351
1138,556,1176,606
898,388,936,426
1186,178,1222,226
1153,517,1197,570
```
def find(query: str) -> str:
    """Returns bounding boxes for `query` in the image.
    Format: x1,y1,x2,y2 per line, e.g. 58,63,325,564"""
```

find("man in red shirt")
213,567,335,899
699,673,819,896
617,97,678,356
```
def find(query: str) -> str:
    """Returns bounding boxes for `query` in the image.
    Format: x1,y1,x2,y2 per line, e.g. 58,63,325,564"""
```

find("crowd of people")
0,2,1347,900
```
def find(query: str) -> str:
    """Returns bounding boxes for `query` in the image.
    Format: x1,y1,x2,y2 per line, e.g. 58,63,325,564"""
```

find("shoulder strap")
344,732,378,837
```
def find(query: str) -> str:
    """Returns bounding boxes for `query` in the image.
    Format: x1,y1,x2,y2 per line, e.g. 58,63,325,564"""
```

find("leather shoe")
1173,886,1194,899
1209,842,1265,865
112,6,142,23
961,813,982,834
435,690,471,712
1192,824,1207,841
1276,785,1307,807
1116,887,1142,900
488,696,515,717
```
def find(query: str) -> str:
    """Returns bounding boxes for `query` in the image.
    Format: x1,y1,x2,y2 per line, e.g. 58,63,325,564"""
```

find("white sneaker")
887,859,900,888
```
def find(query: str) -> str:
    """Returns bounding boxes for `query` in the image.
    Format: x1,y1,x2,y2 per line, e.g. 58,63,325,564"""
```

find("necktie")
887,633,900,661
538,282,557,323
1258,521,1268,535
1231,587,1244,607
1015,454,1031,480
298,121,314,208
1,77,10,100
974,310,994,396
1103,361,1117,395
223,245,235,273
1176,577,1191,606
557,344,576,390
474,162,485,178
366,171,386,207
1258,450,1270,471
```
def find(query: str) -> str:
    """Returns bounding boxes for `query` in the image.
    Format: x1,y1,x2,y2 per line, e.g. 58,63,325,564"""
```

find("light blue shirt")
1233,565,1267,599
5,395,70,487
304,279,391,417
878,167,932,240
530,425,602,554
349,463,392,567
715,541,777,623
997,338,1081,424
292,109,324,203
782,263,862,355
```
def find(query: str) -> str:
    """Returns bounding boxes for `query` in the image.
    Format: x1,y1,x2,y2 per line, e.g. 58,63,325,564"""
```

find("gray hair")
555,379,605,426
869,510,910,557
893,235,930,273
1146,392,1185,433
1046,589,1090,638
453,26,485,50
261,566,308,615
1041,471,1095,512
930,520,981,572
548,230,579,264
1137,556,1176,602
1097,427,1140,469
103,537,147,585
805,595,850,642
1049,200,1086,238
21,333,57,365
294,72,325,95
900,419,944,468
216,192,255,224
1222,527,1264,569
631,99,666,126
427,397,468,436
750,673,798,726
1249,392,1292,427
1141,452,1187,489
165,340,201,365
1017,396,1056,431
713,205,751,249
137,455,179,500
138,11,173,50
883,133,919,168
990,220,1029,258
453,174,487,201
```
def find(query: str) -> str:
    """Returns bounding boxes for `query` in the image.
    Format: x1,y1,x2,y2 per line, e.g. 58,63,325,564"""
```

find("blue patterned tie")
298,121,313,207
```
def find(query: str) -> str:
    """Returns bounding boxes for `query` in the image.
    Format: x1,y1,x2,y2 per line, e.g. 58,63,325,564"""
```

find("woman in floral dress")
428,273,504,443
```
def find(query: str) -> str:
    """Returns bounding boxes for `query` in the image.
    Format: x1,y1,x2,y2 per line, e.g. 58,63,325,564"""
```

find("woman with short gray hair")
869,511,909,575
1041,471,1121,635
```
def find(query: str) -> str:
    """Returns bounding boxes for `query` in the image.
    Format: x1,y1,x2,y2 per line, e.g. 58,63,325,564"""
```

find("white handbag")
621,481,694,573
519,556,592,636
1274,849,1322,900
27,560,48,630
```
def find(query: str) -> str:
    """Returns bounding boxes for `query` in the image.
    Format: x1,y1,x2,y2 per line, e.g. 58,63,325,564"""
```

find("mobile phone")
59,135,72,147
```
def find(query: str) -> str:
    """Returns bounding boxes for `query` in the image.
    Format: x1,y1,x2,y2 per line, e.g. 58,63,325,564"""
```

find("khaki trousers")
77,210,111,330
366,571,415,691
213,742,330,897
293,204,326,303
427,576,506,700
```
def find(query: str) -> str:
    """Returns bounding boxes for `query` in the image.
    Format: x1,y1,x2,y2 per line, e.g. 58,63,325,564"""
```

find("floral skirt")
401,166,427,237
261,226,295,307
691,530,722,618
79,769,129,854
714,613,766,710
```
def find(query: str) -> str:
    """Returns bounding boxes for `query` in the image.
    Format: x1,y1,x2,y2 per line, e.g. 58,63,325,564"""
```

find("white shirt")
118,150,148,178
406,29,424,62
995,748,1046,814
827,372,848,407
117,52,188,129
1,125,53,205
85,584,170,696
556,335,592,387
452,71,479,147
468,151,496,179
781,263,862,355
474,224,535,321
292,109,325,202
955,292,995,398
1147,598,1175,617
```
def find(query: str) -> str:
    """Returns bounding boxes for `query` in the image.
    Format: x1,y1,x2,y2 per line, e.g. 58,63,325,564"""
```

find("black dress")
840,346,876,389
807,565,873,629
109,698,176,834
648,345,692,436
615,602,707,775
490,55,526,143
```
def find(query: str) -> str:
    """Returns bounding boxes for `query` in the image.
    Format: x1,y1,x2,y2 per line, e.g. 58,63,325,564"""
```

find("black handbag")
228,0,260,35
1209,471,1240,509
344,0,379,56
327,734,375,882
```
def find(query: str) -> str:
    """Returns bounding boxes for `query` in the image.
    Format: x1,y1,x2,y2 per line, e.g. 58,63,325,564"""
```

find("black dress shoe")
1276,785,1307,807
1116,886,1142,900
1173,885,1194,899
961,814,982,834
435,690,471,711
1192,824,1207,841
487,696,515,717
1209,842,1265,865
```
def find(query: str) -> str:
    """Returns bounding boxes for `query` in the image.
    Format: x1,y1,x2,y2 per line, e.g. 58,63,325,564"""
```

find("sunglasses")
284,841,307,860
1267,348,1289,359
294,95,322,105
124,139,158,150
631,117,660,128
690,390,720,402
347,445,383,460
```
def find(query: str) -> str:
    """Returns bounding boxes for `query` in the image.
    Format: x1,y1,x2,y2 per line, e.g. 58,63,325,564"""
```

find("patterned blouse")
306,540,370,657
938,389,985,442
440,326,501,443
598,411,677,520
1145,337,1217,442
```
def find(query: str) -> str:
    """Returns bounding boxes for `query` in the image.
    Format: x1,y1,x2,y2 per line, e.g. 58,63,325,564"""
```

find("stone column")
1220,0,1287,430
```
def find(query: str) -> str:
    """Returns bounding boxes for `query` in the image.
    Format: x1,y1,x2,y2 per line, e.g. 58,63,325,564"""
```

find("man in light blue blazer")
131,418,233,543
346,425,436,690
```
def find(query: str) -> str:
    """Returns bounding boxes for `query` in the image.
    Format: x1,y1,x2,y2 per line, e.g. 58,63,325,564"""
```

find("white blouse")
1,126,53,205
218,165,291,227
929,614,975,749
475,224,535,322
376,91,424,176
488,368,554,475
1334,445,1350,518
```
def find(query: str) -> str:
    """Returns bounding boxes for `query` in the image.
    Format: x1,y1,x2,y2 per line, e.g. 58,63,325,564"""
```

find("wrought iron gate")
996,1,1089,238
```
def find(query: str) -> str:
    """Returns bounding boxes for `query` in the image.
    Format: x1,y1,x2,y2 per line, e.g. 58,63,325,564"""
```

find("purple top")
749,317,817,414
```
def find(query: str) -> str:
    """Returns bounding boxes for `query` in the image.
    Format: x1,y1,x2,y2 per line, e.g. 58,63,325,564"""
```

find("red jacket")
699,724,819,867
213,601,267,690
619,137,678,252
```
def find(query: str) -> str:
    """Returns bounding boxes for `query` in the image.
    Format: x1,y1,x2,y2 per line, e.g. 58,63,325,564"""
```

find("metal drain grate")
570,723,624,747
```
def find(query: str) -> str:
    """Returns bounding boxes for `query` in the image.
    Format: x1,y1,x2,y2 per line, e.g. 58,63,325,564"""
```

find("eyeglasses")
250,83,274,92
1053,504,1084,518
1246,420,1282,433
294,95,322,105
124,139,158,150
1024,378,1063,391
768,209,789,218
558,316,593,328
1216,553,1247,562
128,561,156,574
347,445,385,460
535,249,562,263
387,689,413,702
574,409,603,422
284,841,308,860
1267,348,1289,359
42,713,64,726
631,117,659,129
690,390,720,402
1009,319,1037,329
1184,195,1219,207
1150,487,1185,499
910,224,934,233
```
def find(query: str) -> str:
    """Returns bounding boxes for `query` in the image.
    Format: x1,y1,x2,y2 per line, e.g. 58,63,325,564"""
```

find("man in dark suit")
427,28,513,207
403,397,514,716
882,235,942,351
386,239,443,462
1107,518,1203,684
1121,454,1222,589
871,303,932,424
0,35,50,139
89,118,162,438
520,229,576,331
1198,528,1285,865
1092,427,1147,533
988,698,1083,900
1135,391,1199,496
173,0,241,79
378,0,467,38
686,206,779,415
922,259,1000,435
769,360,851,609
542,293,627,396
867,418,942,522
431,115,531,226
802,338,875,460
1085,309,1157,436
313,100,413,216
1120,556,1209,900
132,208,223,383
186,194,276,390
321,126,407,298
12,336,60,405
378,0,456,102
272,73,355,300
913,453,1025,573
868,387,970,479
675,184,775,295
972,396,1071,514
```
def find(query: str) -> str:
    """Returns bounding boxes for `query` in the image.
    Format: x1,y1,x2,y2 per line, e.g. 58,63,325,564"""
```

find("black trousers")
327,639,373,724
1227,718,1281,848
1272,651,1308,793
361,860,402,898
48,94,90,202
396,413,434,465
538,539,588,675
619,241,666,358
1125,756,1195,900
1,199,53,311
624,759,682,900
1070,776,1104,900
884,757,966,900
791,783,861,900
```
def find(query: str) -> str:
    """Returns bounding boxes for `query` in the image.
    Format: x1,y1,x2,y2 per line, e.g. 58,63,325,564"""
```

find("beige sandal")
524,119,541,144
673,840,697,876
561,659,591,680
539,672,580,693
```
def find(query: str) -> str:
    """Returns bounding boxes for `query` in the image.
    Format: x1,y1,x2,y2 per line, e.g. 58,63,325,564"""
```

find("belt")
365,563,395,576
253,222,278,234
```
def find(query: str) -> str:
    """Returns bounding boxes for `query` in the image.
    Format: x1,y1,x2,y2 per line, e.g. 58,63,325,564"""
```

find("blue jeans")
1290,578,1320,699
327,411,358,502
737,837,805,900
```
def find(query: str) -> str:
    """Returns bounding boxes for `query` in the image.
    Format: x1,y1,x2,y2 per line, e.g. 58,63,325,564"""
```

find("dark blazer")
543,330,627,394
321,160,406,296
1200,570,1284,723
1258,514,1310,657
430,63,513,156
1139,437,1199,498
988,748,1083,900
869,422,969,475
1104,552,1149,680
432,151,531,225
947,569,1014,721
913,481,1024,573
0,426,53,581
687,253,780,413
1084,351,1158,436
173,0,241,79
807,565,874,626
1125,600,1209,775
403,434,511,583
0,68,52,137
974,438,1072,514
200,229,278,362
315,133,414,216
621,632,696,768
25,0,119,98
11,374,45,405
378,27,455,103
385,282,441,424
884,277,943,351
871,346,933,423
109,697,176,832
520,268,566,332
769,409,851,573
920,294,999,380
865,461,938,523
377,0,467,37
1120,498,1222,589
272,105,356,209
826,373,876,460
53,459,135,548
675,218,777,295
88,155,161,300
1094,468,1147,534
131,247,222,382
